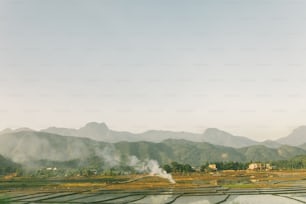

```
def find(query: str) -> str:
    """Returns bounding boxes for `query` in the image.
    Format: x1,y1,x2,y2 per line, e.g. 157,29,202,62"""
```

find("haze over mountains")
1,131,306,167
0,122,305,167
1,122,305,148
276,126,306,146
39,122,301,148
41,122,259,148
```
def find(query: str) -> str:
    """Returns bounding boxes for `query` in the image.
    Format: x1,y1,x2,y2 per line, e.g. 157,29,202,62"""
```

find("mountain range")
16,122,273,148
1,122,306,167
36,122,301,148
1,122,305,148
1,129,306,167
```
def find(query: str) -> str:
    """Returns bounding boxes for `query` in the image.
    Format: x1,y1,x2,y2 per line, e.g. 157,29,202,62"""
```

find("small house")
208,164,217,171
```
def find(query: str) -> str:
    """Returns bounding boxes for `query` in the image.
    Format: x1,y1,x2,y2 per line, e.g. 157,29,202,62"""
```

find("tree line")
163,162,195,173
4,156,306,178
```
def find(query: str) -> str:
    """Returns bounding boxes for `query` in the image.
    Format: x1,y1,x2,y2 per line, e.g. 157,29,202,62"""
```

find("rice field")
2,170,306,203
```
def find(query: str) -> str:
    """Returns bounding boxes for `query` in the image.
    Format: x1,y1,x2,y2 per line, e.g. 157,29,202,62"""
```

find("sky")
1,0,306,141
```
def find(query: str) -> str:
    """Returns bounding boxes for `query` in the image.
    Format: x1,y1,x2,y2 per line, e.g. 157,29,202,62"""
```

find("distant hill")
40,122,258,148
5,122,306,148
42,122,111,141
238,145,306,161
1,131,306,167
0,154,21,175
0,131,109,163
277,126,306,146
42,122,147,142
277,145,306,158
0,154,20,168
201,128,257,148
161,139,246,164
136,130,202,142
258,140,282,148
299,143,306,150
0,127,34,135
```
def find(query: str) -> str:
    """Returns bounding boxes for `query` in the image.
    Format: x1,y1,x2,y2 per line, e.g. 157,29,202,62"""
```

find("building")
248,163,272,170
208,164,217,171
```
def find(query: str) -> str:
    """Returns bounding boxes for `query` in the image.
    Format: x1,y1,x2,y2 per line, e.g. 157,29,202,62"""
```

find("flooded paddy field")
3,187,306,203
2,170,306,203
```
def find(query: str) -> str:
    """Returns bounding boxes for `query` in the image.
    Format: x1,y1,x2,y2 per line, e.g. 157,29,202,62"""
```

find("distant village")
34,162,275,178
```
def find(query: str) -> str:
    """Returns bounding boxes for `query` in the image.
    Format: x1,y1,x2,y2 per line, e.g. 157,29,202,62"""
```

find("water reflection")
132,194,174,204
225,195,302,204
174,195,227,204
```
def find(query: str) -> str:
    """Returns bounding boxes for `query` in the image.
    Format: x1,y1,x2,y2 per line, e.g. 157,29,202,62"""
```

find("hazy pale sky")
1,0,306,141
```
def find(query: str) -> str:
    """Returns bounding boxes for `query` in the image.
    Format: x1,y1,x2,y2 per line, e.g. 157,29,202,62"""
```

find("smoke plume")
128,156,176,184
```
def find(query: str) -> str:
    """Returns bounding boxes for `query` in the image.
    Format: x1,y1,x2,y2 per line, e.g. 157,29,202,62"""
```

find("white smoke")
94,147,175,184
93,144,121,168
146,160,176,184
128,156,176,184
99,145,120,167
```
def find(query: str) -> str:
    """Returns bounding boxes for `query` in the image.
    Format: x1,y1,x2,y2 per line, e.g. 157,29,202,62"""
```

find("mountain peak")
277,125,306,146
41,122,109,140
292,126,306,133
81,122,108,130
203,128,232,136
78,122,109,140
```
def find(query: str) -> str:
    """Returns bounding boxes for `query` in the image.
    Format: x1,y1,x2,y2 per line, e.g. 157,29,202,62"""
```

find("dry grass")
3,170,306,192
59,182,108,188
104,170,306,190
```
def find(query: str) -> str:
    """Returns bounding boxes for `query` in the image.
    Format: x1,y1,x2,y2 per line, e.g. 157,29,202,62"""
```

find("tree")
183,164,193,173
163,164,172,173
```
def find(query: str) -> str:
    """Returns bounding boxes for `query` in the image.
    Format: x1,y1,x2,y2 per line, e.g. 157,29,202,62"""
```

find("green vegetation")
0,155,21,175
4,155,306,180
2,131,306,167
272,155,306,169
0,196,10,204
162,162,195,173
4,131,306,179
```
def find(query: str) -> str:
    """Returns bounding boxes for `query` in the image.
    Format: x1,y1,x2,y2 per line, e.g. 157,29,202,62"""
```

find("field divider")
90,193,144,204
273,194,306,204
28,192,81,203
165,193,183,204
216,194,230,204
10,193,53,201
